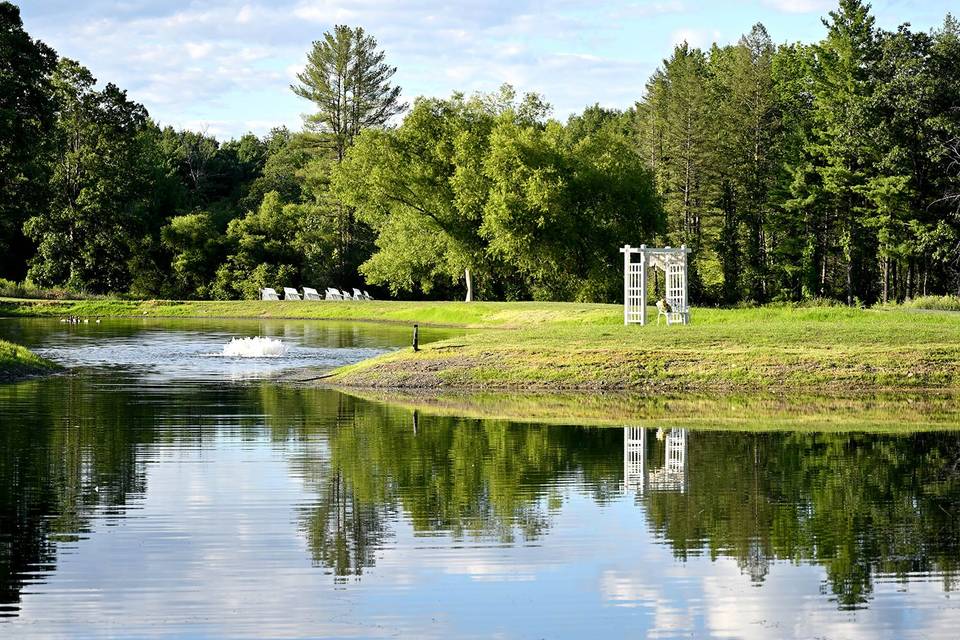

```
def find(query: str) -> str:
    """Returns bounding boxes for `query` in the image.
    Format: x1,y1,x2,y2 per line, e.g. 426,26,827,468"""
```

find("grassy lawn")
0,339,59,383
2,296,957,390
327,304,960,390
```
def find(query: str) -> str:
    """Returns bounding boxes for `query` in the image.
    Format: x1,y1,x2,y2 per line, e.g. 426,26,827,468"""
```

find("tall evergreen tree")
796,0,880,304
639,43,714,298
291,25,405,285
292,25,405,162
715,25,780,302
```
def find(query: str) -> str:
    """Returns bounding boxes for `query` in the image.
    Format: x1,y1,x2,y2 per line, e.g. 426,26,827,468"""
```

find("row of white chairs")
324,287,373,301
259,287,374,301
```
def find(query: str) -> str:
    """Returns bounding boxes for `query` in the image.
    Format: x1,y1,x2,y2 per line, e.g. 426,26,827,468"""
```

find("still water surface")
1,318,959,638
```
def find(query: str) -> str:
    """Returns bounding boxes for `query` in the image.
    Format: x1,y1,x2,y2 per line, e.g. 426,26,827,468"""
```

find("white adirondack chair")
340,289,353,300
325,288,342,300
261,288,280,301
656,299,671,325
352,288,365,300
283,287,302,301
363,290,374,300
302,287,322,300
656,298,689,326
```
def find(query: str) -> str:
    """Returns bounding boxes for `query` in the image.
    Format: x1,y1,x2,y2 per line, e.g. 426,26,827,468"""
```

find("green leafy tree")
483,108,662,300
333,89,510,298
23,59,160,292
240,127,310,211
0,2,56,280
212,191,335,299
160,212,223,298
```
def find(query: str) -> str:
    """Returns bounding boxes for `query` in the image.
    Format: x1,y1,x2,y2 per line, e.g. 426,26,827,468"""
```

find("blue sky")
17,0,959,140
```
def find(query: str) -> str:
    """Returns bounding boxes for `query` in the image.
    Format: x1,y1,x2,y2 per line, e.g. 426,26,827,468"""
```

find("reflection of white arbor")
620,244,691,325
623,427,688,495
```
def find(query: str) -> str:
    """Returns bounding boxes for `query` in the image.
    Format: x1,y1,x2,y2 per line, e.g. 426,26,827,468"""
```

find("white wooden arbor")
620,244,691,326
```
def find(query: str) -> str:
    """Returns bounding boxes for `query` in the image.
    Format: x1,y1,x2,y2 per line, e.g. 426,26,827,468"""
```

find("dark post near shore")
412,324,419,352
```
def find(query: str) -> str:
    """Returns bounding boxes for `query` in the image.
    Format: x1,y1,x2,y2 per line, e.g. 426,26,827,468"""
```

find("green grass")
898,295,960,312
325,303,960,390
2,297,958,391
0,339,59,383
0,296,584,326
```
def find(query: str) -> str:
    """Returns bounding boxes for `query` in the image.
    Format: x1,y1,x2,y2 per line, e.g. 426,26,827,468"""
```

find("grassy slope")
2,297,958,390
0,339,59,383
328,304,960,390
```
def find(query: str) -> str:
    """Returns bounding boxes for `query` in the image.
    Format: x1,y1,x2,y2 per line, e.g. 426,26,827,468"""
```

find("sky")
16,0,959,140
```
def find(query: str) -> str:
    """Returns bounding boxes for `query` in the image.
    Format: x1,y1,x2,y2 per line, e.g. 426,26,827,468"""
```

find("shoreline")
3,297,960,393
0,339,60,384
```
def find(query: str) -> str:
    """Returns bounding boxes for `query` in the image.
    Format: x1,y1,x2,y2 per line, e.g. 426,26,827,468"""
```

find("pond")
0,318,959,638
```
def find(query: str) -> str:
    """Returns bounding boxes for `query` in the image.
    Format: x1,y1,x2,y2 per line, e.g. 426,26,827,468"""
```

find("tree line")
1,0,958,304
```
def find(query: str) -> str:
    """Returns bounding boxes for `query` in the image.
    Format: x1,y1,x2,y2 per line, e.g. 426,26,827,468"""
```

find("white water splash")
221,336,288,358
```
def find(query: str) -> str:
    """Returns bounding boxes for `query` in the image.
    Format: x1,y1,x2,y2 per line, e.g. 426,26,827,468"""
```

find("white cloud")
762,0,833,13
670,28,723,49
185,42,214,59
19,0,948,140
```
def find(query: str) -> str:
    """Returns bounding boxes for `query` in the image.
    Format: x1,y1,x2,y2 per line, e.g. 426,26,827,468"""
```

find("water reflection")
624,427,688,494
1,372,960,634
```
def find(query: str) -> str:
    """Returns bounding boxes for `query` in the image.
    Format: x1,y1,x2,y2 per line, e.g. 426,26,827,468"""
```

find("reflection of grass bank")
0,339,59,382
340,389,960,431
3,297,959,391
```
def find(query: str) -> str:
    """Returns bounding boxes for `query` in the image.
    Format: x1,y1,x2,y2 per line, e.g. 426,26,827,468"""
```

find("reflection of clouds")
601,570,693,635
442,559,537,582
8,426,960,638
13,440,442,638
600,558,960,640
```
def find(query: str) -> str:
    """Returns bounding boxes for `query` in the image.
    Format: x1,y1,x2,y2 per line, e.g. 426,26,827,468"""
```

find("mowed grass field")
2,297,958,390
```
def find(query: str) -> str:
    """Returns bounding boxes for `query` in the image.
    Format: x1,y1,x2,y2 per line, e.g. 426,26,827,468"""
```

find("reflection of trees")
6,373,960,615
638,432,960,609
0,377,154,615
273,387,960,605
264,386,622,580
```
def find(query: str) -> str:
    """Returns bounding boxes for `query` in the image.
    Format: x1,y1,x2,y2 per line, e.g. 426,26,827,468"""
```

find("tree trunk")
846,259,853,306
464,268,473,302
906,260,913,300
882,256,889,305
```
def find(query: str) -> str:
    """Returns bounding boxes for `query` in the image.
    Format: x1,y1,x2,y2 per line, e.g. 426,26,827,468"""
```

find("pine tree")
708,24,781,302
640,43,714,299
291,26,405,285
794,0,880,304
292,25,405,162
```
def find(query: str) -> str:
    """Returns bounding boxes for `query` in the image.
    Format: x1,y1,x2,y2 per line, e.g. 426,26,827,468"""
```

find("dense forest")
1,0,958,304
